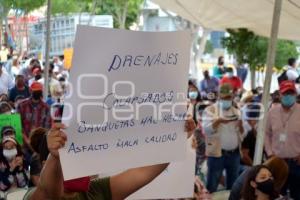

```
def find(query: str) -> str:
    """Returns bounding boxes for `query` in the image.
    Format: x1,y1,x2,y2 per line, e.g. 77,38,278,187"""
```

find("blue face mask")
219,100,232,110
189,91,198,100
281,95,296,107
227,72,234,78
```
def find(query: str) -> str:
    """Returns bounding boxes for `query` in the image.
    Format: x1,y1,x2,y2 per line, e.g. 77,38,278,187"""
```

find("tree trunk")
195,28,210,78
120,1,128,29
0,18,2,47
250,68,256,89
88,0,99,25
4,15,9,45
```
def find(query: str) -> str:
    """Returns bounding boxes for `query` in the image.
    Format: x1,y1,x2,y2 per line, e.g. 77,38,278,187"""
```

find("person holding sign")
24,118,196,200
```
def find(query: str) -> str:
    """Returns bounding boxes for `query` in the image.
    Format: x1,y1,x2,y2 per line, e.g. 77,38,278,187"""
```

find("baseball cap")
279,80,296,94
219,83,234,98
30,82,43,91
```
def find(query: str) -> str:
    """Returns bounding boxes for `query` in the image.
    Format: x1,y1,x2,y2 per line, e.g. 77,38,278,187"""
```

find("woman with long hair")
241,165,279,200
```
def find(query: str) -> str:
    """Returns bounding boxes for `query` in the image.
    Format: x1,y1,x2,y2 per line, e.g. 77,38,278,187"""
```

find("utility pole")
44,0,51,99
254,0,282,165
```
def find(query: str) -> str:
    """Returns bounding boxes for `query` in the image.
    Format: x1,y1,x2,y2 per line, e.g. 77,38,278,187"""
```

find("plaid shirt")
17,98,52,137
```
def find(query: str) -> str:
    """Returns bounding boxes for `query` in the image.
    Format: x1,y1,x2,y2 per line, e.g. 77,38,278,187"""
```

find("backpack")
277,70,288,84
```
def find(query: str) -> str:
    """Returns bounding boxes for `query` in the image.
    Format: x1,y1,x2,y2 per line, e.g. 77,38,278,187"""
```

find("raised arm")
29,124,66,200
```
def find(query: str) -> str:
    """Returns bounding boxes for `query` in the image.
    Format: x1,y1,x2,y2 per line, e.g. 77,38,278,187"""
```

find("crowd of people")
0,47,300,200
187,56,300,200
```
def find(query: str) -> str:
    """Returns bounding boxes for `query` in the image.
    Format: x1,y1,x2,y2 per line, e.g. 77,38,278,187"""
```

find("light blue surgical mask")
227,72,234,78
281,95,296,107
188,91,198,100
219,100,232,110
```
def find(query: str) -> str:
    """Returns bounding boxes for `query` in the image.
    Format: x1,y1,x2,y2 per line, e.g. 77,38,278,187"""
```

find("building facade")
29,14,113,56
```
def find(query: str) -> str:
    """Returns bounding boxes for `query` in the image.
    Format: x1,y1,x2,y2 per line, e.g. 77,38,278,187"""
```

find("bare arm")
30,175,39,186
111,163,168,200
30,155,64,200
29,124,66,200
110,118,196,200
241,148,253,166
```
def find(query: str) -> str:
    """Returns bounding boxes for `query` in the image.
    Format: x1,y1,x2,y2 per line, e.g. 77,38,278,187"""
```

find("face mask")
256,179,275,195
3,148,17,161
16,81,25,88
35,74,42,81
32,91,43,100
219,100,232,110
189,91,198,100
219,61,224,65
227,72,233,78
63,177,90,192
281,95,296,107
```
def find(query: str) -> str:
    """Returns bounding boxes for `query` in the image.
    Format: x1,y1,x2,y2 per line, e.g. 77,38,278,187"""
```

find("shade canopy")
152,0,300,41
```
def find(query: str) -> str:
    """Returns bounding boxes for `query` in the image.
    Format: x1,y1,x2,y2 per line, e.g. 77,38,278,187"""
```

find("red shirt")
220,76,242,91
17,98,52,137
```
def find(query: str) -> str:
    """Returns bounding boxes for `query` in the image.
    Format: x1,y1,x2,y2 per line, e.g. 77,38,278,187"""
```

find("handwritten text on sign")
59,26,191,180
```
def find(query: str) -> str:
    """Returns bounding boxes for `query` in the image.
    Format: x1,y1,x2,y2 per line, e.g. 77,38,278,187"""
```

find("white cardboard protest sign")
126,138,196,199
60,25,191,180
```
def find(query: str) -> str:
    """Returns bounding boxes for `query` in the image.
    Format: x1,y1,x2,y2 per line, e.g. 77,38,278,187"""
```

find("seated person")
0,137,29,192
229,157,288,200
241,165,284,200
25,119,196,200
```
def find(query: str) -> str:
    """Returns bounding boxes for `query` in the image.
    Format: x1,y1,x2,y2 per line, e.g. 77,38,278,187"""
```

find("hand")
212,117,229,129
185,117,196,138
47,123,67,158
9,157,18,171
23,134,30,146
15,156,23,169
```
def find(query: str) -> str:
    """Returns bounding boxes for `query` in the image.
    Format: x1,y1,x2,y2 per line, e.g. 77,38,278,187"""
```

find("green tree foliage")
97,0,143,29
275,40,299,70
12,0,46,14
51,0,89,15
222,28,299,88
222,28,299,70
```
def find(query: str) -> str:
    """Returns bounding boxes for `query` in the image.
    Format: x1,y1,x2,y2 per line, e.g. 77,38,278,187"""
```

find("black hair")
218,56,224,65
288,58,296,66
1,126,16,139
226,68,233,73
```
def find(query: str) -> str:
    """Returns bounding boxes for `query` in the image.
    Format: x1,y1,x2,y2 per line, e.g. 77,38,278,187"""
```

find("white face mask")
3,148,17,161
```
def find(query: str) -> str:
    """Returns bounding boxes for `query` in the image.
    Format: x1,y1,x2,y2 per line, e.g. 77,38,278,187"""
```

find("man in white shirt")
286,58,299,81
0,63,14,95
202,83,244,193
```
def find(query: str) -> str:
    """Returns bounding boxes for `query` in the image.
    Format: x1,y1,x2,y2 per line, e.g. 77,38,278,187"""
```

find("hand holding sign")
47,124,67,158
